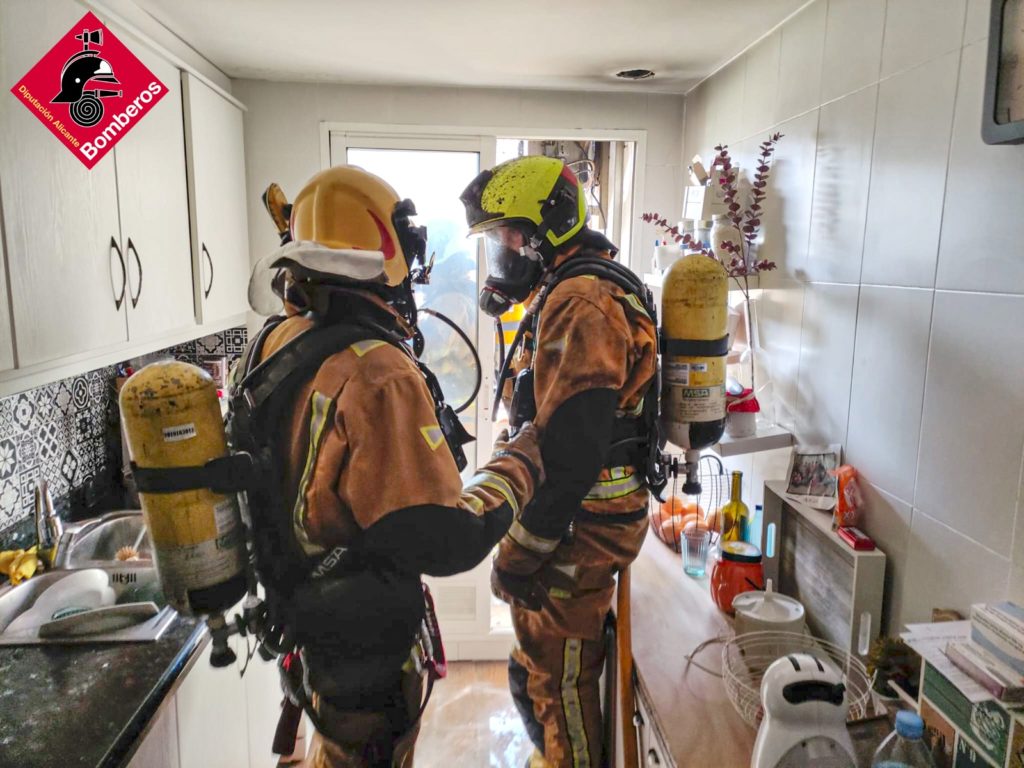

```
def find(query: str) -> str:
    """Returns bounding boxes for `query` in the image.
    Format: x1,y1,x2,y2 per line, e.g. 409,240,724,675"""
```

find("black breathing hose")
418,307,482,415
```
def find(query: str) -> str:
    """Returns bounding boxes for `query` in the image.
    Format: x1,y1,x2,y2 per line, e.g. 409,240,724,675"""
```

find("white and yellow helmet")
249,165,427,315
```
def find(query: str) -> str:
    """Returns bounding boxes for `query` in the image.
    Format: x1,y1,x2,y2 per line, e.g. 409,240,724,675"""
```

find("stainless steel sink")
54,510,153,569
0,511,176,645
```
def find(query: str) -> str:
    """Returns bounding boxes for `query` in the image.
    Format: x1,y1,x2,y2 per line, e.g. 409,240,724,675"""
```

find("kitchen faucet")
34,480,64,568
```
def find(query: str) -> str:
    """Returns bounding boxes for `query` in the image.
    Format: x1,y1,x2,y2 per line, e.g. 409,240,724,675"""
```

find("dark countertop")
0,612,206,768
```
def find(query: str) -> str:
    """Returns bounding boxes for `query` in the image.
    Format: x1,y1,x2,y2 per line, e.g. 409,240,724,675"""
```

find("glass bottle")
719,470,750,543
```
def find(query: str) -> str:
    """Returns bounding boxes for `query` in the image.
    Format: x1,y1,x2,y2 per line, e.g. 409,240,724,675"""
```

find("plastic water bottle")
871,711,936,767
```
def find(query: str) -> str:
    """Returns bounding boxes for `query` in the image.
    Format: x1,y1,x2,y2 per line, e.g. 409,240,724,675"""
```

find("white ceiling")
135,0,810,94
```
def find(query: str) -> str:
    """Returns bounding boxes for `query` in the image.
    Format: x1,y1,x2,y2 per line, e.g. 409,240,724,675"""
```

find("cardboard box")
972,604,1024,678
923,662,1011,767
947,641,1024,703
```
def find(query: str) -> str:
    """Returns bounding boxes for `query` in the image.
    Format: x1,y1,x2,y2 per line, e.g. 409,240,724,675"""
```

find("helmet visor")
483,226,540,285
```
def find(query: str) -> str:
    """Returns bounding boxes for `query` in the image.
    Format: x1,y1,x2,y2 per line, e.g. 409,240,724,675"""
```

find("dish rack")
722,631,874,728
649,453,728,553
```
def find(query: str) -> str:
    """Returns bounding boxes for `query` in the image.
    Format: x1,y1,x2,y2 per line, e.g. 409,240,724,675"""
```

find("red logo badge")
9,11,167,169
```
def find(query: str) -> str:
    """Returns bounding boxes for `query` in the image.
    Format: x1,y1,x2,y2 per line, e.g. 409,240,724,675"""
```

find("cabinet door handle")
202,242,214,299
646,748,661,766
110,236,126,310
127,237,143,308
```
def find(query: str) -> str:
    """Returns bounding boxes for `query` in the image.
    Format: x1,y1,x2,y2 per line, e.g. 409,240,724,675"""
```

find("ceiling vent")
615,68,656,81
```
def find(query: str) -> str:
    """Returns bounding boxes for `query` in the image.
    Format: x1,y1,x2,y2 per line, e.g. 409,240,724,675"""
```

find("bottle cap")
895,710,924,740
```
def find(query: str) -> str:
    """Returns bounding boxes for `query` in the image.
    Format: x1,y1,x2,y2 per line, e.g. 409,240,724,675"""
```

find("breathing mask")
478,226,544,317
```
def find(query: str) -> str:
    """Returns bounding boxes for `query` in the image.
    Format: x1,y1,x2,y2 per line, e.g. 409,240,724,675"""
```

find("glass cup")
683,527,711,578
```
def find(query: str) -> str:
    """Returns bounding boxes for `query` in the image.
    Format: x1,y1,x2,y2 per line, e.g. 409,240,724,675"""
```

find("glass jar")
695,219,713,250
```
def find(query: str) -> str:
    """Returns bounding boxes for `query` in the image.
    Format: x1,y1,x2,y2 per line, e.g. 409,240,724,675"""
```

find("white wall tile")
646,95,686,166
752,280,806,431
806,86,878,284
706,59,746,148
794,283,859,445
751,446,795,512
638,164,683,273
964,0,991,43
1008,564,1024,607
757,110,819,283
683,83,709,166
936,43,1024,294
821,0,887,103
1013,469,1024,573
901,510,1010,623
742,32,781,140
846,286,933,502
915,291,1024,557
881,0,968,78
861,52,960,288
776,0,828,124
858,483,914,633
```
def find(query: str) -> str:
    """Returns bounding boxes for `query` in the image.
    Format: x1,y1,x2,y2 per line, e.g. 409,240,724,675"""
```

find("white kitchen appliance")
750,652,857,768
733,579,806,637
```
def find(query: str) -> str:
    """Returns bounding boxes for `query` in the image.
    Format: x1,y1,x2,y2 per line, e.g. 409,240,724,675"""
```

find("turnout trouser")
507,516,648,768
300,670,423,768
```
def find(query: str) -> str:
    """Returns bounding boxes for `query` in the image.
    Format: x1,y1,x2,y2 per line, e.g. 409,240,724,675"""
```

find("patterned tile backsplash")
0,327,248,549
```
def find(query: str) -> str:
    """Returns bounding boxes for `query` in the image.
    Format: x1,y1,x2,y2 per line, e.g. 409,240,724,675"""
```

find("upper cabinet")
0,0,127,369
0,1,252,390
114,34,197,344
182,73,251,326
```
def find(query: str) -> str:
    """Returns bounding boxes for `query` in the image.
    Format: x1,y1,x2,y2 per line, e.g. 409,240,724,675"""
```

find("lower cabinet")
175,638,249,768
244,650,287,768
128,634,289,768
635,685,672,768
126,699,179,768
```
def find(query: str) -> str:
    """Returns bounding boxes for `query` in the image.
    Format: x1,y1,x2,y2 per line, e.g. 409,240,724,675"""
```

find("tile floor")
417,661,533,767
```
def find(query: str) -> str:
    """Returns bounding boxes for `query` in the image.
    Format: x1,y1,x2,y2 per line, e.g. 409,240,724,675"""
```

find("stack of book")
945,602,1024,703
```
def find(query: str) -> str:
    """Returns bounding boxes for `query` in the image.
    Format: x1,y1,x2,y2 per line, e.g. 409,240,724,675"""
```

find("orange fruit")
659,496,685,520
681,501,705,519
659,514,686,545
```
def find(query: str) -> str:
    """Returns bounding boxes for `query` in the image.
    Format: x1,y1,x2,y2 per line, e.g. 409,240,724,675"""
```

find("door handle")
127,237,143,308
109,236,126,311
202,242,214,299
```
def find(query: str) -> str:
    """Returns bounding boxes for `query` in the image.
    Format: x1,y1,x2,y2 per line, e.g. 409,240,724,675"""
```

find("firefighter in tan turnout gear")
240,166,543,768
461,156,660,768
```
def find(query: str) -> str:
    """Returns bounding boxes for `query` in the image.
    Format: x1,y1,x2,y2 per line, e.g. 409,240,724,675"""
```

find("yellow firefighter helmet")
249,166,427,315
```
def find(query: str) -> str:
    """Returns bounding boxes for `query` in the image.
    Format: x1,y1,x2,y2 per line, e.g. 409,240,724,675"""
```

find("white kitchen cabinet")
245,650,286,767
0,0,128,368
114,34,196,343
127,698,180,768
175,638,250,768
182,73,251,326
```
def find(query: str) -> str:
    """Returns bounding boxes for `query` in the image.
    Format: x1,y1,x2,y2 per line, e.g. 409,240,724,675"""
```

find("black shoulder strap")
541,256,657,323
236,321,391,422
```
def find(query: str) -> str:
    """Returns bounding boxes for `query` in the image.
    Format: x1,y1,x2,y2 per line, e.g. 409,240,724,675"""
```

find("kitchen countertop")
0,610,205,768
630,530,892,767
630,529,755,767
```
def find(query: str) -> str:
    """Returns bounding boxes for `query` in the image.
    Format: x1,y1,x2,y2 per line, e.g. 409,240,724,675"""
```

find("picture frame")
785,444,841,511
983,0,1024,145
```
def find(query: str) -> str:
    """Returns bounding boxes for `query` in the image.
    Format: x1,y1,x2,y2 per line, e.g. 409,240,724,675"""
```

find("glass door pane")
345,147,481,441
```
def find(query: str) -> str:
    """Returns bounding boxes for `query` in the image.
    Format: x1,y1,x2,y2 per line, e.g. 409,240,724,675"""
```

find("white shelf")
710,425,794,457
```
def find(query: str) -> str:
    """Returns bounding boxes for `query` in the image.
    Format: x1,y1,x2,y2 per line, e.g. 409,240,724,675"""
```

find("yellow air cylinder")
119,361,246,616
660,253,730,451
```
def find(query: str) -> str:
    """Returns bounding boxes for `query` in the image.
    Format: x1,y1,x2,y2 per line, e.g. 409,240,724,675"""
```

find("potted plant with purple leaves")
643,133,783,429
